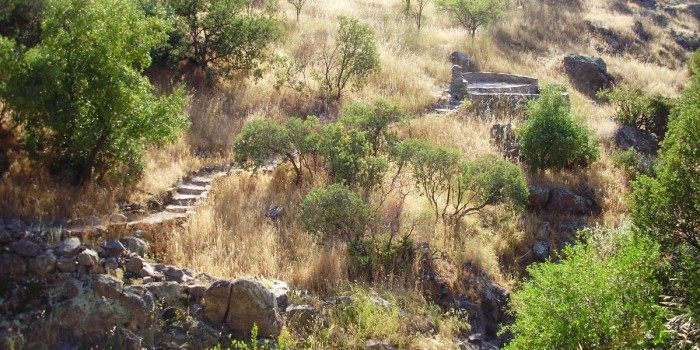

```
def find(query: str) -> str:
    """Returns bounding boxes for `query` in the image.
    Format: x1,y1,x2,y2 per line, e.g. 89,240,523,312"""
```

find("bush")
299,184,372,241
436,0,508,39
347,233,415,282
517,84,598,171
598,86,674,139
505,227,668,349
612,148,656,179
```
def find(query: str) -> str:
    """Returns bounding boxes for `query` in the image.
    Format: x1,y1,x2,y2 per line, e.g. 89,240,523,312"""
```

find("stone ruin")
450,67,541,116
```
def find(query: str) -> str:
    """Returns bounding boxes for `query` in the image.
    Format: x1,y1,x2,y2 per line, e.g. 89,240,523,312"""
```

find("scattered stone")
0,253,27,275
365,339,397,350
125,256,145,275
120,237,149,257
145,282,183,307
101,239,127,256
632,0,656,9
76,249,100,271
370,296,392,308
264,205,285,219
547,188,597,215
271,281,290,312
614,126,659,155
204,278,283,338
563,54,614,97
450,51,477,72
28,250,57,275
672,30,700,51
10,238,41,257
57,256,77,272
286,304,329,332
109,214,128,224
533,240,551,262
56,237,82,257
560,221,590,235
527,186,551,209
633,21,651,41
536,222,552,240
163,266,185,282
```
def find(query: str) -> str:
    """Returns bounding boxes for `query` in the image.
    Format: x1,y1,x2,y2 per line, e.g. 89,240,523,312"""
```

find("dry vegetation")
1,0,696,345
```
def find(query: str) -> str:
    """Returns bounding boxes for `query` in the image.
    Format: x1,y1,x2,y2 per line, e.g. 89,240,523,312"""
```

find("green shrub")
518,84,598,171
505,227,668,349
612,148,656,179
299,184,371,241
598,86,674,139
347,233,415,281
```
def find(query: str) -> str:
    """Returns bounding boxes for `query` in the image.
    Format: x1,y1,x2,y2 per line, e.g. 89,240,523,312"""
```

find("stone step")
170,192,208,206
175,184,210,195
189,172,227,187
128,211,188,226
164,205,196,214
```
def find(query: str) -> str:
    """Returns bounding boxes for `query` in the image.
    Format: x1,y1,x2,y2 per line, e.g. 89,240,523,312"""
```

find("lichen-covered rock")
120,237,150,257
28,250,57,275
56,237,82,257
101,239,127,256
527,186,551,209
533,240,551,262
614,126,659,155
204,278,283,338
10,238,41,257
547,188,597,215
563,54,614,97
286,304,329,332
0,253,27,276
145,281,183,307
76,249,99,271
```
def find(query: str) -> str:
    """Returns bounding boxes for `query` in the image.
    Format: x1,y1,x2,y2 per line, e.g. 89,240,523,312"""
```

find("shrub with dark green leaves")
299,184,371,241
505,227,668,349
612,148,656,179
598,86,674,139
518,84,598,171
347,233,415,281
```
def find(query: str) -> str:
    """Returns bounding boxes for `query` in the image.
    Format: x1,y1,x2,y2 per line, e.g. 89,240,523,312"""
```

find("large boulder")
547,188,597,215
204,278,283,338
563,54,614,97
450,51,478,72
614,126,659,155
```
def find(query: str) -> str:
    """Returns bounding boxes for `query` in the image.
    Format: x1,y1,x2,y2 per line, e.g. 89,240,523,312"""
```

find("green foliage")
347,233,415,281
286,0,307,22
505,228,668,350
317,16,380,102
517,84,599,172
233,117,319,184
2,0,187,184
436,0,508,38
0,0,45,48
611,148,656,179
340,99,403,156
598,86,674,139
332,289,404,341
299,183,372,241
397,139,528,224
689,48,700,78
168,0,279,78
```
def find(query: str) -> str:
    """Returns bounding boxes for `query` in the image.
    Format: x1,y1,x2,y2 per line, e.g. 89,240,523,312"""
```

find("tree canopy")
1,0,188,184
437,0,508,39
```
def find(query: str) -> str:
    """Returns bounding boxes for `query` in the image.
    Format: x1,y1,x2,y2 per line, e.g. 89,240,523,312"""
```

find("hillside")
1,0,699,349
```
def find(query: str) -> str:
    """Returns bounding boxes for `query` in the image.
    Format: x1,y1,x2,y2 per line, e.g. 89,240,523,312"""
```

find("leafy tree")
1,0,187,184
286,0,307,22
517,84,599,172
299,183,372,241
340,99,402,156
397,139,527,223
317,16,380,102
436,0,508,39
233,117,319,185
0,0,46,48
170,0,279,77
505,228,668,349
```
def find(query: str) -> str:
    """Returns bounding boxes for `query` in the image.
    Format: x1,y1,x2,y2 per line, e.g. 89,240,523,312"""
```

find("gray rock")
633,0,656,9
56,237,82,257
28,250,57,275
264,205,285,219
672,30,700,51
687,4,700,21
547,188,597,215
57,256,77,272
0,253,27,275
286,304,329,332
76,249,100,271
104,257,120,271
204,278,283,338
101,240,127,255
560,221,590,235
10,238,40,257
563,54,614,97
450,65,467,101
365,339,397,350
5,219,27,233
536,222,552,240
125,256,145,275
614,126,659,155
533,240,551,262
163,266,185,282
0,230,12,244
145,281,183,307
527,186,551,209
450,51,477,72
120,237,150,257
139,264,158,278
633,21,651,41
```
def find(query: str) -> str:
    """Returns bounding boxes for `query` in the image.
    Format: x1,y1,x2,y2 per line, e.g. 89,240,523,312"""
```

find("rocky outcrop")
451,51,478,72
614,125,659,155
528,186,599,215
563,54,615,97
